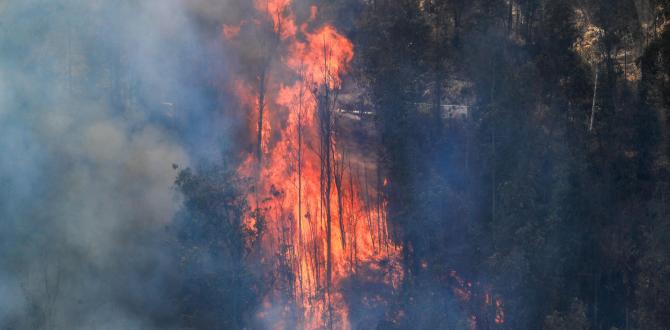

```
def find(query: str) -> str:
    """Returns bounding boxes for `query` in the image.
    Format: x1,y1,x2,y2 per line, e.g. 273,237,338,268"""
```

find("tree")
172,166,264,329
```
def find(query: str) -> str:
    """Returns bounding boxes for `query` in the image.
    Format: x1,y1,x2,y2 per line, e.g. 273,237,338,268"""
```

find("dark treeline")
344,0,670,329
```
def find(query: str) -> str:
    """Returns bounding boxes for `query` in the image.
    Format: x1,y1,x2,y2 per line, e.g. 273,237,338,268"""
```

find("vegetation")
348,0,670,328
172,0,670,328
3,0,670,329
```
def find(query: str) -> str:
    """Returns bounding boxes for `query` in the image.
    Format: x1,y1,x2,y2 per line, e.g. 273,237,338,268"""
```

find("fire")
495,297,505,324
447,270,505,327
223,0,401,328
222,24,241,39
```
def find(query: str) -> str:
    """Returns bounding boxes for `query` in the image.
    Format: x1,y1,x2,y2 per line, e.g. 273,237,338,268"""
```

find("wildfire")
448,270,505,328
223,0,401,328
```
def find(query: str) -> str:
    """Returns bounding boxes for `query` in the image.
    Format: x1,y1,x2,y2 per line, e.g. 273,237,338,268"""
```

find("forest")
1,0,670,329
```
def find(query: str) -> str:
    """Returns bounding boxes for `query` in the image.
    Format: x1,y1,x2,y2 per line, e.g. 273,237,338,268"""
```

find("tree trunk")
334,152,346,250
507,1,513,34
589,65,599,132
257,67,267,163
492,127,496,224
297,69,305,300
316,43,336,328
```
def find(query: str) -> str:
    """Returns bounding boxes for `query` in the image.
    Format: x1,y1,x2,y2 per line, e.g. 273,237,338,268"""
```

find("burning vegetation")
4,0,670,329
223,1,402,327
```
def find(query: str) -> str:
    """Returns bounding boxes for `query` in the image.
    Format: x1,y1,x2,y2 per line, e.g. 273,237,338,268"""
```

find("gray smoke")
0,0,231,328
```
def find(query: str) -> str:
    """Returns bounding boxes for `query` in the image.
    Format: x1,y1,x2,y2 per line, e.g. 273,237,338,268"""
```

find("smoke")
0,0,231,328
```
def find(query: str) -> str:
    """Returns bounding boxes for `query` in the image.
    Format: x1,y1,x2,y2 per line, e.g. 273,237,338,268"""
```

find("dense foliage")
348,0,670,329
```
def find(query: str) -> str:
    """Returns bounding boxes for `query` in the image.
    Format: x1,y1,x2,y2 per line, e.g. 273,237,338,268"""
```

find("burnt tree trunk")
334,149,346,250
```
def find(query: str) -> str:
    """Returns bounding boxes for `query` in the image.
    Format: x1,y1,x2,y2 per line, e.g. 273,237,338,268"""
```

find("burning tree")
221,0,402,328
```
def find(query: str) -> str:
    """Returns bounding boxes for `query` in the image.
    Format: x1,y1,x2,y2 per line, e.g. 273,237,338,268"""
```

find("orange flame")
225,0,401,328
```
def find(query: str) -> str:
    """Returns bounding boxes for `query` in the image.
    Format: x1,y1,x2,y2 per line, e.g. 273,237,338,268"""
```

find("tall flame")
224,1,402,328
